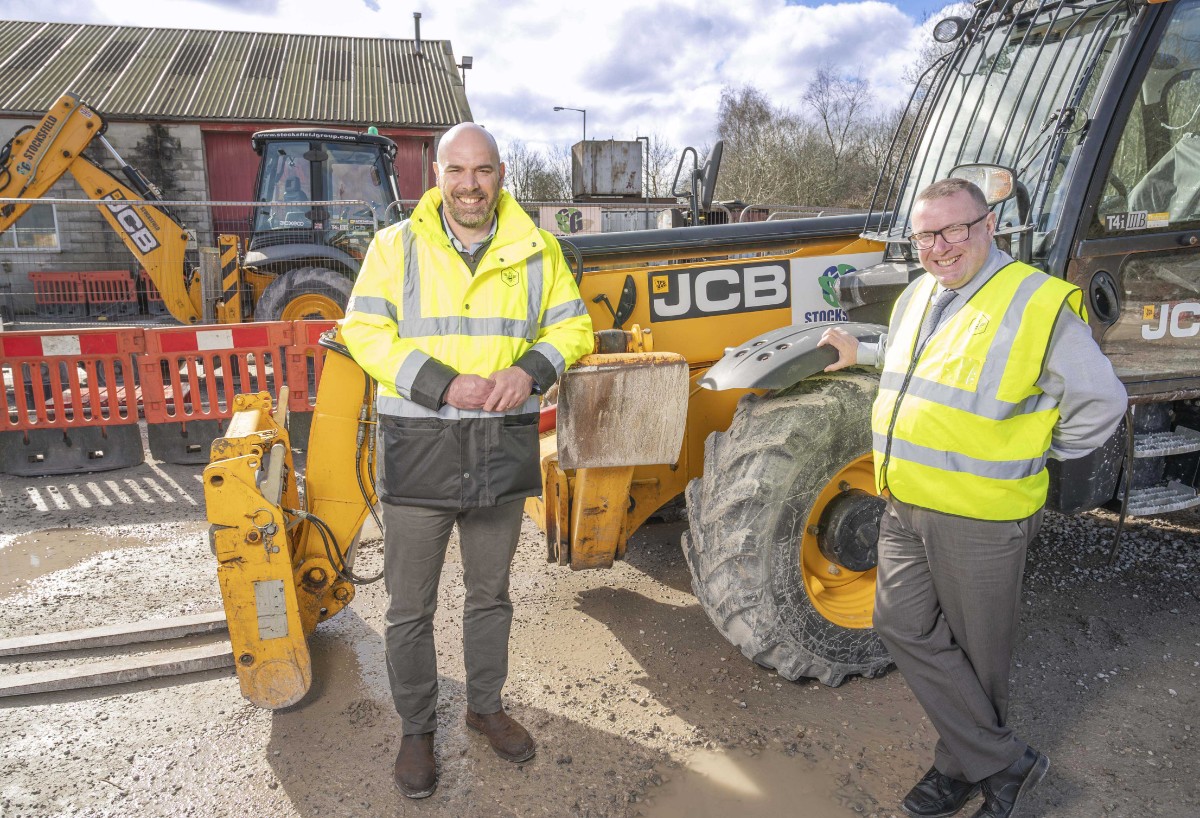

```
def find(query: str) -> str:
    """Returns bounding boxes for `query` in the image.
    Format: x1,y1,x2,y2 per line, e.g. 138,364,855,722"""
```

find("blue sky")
0,0,960,154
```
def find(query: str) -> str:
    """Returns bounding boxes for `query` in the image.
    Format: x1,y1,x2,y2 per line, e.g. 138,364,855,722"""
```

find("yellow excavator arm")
203,328,377,708
203,322,689,709
0,92,202,323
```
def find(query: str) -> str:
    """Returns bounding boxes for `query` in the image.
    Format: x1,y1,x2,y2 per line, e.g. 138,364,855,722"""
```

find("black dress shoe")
901,765,980,817
970,747,1049,818
393,732,436,799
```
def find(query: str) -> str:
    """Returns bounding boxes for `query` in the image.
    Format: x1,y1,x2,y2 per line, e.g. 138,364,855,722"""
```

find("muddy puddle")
645,748,863,818
0,527,156,596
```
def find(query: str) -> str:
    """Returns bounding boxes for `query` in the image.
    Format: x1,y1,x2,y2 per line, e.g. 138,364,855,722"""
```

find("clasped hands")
444,367,534,412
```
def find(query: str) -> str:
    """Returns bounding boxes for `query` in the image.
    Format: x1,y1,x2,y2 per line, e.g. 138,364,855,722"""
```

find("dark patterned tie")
914,288,958,355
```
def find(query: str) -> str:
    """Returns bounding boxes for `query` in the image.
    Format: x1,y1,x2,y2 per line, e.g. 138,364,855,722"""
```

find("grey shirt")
441,208,497,275
858,246,1127,460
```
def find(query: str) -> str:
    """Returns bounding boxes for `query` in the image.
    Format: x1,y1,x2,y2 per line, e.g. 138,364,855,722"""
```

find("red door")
202,128,260,237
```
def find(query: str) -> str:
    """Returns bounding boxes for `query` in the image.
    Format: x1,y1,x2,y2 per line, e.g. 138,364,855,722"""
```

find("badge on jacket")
501,268,519,287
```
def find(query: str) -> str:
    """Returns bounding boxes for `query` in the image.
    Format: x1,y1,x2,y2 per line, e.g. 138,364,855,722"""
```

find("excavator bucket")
557,352,689,469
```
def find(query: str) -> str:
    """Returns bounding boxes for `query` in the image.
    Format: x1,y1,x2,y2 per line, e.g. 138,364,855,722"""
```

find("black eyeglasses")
907,212,989,250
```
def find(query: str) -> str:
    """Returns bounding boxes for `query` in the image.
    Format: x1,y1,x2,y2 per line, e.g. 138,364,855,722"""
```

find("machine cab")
249,128,402,252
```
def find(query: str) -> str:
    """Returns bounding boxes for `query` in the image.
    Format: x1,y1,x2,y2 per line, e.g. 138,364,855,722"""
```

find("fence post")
199,247,220,324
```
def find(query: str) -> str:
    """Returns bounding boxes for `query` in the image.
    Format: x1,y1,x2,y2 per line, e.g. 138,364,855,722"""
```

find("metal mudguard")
243,242,360,273
699,322,887,391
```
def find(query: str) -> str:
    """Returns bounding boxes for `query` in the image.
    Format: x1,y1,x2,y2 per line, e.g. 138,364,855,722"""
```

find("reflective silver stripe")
346,294,397,321
878,372,1058,420
377,394,539,419
890,279,924,332
525,251,544,342
401,224,422,321
395,316,532,339
542,299,587,327
968,271,1049,399
881,270,1058,419
393,350,432,396
528,342,567,376
525,338,566,374
873,433,1047,480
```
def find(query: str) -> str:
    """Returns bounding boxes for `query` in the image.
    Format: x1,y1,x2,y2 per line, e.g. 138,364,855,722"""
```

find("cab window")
1094,0,1200,235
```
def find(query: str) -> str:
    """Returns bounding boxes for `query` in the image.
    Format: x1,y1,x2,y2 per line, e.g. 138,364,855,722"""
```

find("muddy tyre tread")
684,372,892,687
255,265,353,321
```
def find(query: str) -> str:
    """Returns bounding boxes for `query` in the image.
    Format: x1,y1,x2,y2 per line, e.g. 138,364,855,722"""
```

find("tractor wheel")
683,371,892,687
255,266,353,321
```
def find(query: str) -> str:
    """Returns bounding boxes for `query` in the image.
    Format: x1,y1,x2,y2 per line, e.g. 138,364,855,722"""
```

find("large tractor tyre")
683,371,892,687
255,266,354,321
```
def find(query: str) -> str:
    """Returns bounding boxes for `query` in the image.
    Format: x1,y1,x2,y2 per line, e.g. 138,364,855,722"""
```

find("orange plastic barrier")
81,270,138,318
139,322,294,463
138,268,168,315
286,320,337,411
0,327,146,475
0,322,340,474
284,320,337,449
29,271,86,318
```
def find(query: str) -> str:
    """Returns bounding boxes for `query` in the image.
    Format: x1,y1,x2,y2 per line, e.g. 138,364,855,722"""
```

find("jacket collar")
409,187,546,266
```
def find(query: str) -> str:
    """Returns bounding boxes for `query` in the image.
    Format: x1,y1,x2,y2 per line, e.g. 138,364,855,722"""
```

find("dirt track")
0,453,1197,818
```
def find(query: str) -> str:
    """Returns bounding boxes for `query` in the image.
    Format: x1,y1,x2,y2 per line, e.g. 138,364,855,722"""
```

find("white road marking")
66,484,93,508
25,488,48,512
103,480,134,504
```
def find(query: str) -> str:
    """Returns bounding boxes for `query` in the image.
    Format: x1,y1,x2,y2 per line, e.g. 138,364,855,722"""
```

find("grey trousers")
874,497,1044,783
381,499,525,735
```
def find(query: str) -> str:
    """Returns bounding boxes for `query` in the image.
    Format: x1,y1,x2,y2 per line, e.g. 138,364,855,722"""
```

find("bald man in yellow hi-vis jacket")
342,123,593,800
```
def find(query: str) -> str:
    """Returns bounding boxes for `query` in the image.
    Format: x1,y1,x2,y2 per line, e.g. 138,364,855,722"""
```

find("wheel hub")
816,488,884,572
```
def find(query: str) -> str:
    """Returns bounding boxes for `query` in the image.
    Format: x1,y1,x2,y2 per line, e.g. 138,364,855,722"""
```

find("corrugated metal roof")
0,20,472,128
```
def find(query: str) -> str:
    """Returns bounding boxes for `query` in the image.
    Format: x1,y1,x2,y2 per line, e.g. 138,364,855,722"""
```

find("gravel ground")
0,453,1196,818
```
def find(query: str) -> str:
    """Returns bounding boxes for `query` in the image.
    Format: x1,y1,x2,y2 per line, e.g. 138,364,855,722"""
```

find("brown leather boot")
393,732,436,799
465,708,536,762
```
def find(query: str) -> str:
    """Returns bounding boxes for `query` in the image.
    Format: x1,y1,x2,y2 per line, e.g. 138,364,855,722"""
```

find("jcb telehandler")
205,0,1200,708
0,92,403,323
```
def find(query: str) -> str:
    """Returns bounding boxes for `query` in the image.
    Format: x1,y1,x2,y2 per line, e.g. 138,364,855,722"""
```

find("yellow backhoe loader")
0,92,403,323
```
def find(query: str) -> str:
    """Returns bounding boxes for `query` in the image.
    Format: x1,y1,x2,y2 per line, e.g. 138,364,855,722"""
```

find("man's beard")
444,190,497,229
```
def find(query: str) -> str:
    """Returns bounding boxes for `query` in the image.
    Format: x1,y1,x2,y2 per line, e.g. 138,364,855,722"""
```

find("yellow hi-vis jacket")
341,187,593,508
871,261,1086,520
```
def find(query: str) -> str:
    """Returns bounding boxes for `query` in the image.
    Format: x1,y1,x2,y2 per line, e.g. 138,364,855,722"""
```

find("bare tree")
803,67,873,192
504,139,570,202
644,133,678,198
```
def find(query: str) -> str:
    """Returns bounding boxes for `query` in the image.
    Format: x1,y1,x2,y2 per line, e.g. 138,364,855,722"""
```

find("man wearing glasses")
820,178,1125,818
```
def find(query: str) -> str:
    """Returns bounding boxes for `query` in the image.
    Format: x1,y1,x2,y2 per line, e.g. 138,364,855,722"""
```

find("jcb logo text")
1142,302,1200,339
102,192,161,254
649,264,789,322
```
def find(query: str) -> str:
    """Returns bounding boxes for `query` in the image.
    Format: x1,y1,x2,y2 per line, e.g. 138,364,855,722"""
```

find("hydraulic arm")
203,328,378,708
0,92,201,323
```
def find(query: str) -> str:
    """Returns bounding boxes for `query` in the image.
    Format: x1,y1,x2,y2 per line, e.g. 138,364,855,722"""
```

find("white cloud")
0,0,941,156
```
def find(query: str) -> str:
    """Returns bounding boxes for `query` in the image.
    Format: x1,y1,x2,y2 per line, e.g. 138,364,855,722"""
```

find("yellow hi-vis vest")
871,261,1086,520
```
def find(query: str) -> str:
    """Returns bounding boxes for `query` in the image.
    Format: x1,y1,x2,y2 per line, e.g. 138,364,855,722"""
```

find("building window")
1,204,60,251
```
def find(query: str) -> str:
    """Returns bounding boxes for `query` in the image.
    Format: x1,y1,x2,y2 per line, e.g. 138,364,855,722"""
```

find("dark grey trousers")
381,499,525,735
874,497,1044,783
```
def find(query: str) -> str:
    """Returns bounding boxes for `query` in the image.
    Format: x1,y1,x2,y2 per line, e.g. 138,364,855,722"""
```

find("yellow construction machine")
0,92,403,322
207,0,1200,706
